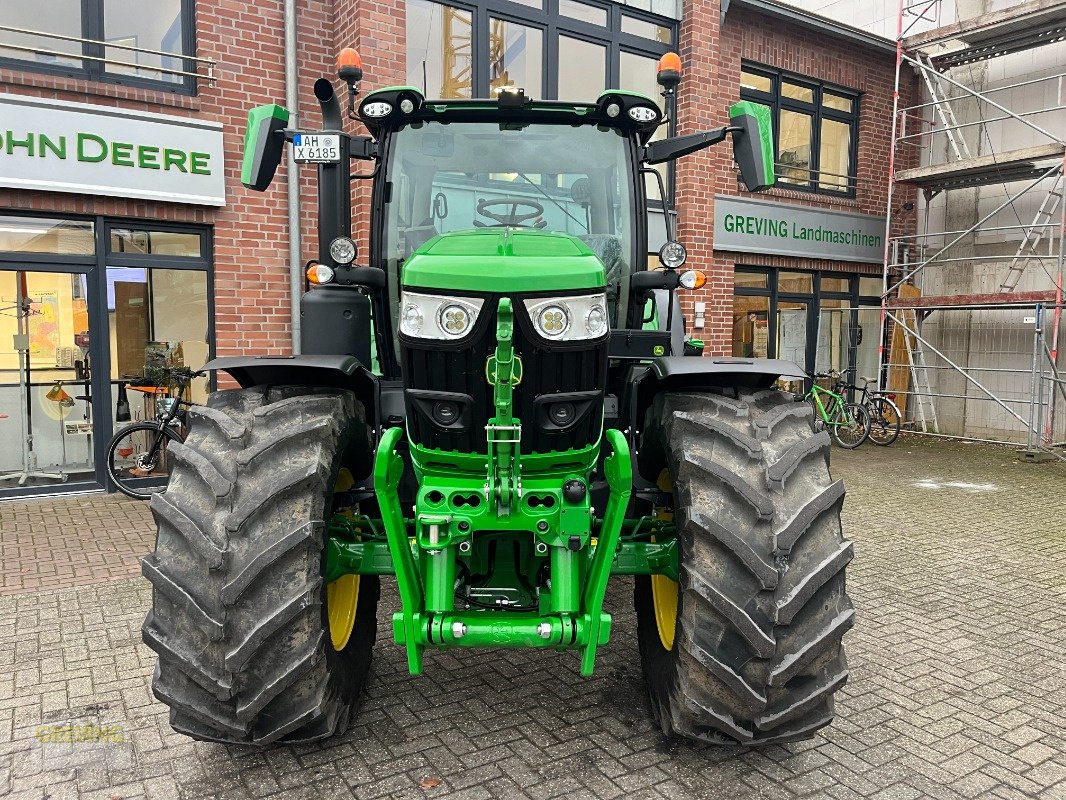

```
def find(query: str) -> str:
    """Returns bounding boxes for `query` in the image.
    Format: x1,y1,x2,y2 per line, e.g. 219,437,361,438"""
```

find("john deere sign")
0,94,225,206
714,195,885,263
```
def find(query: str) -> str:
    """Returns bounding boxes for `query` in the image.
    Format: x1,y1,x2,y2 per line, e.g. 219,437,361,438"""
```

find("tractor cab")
373,98,642,330
241,55,775,376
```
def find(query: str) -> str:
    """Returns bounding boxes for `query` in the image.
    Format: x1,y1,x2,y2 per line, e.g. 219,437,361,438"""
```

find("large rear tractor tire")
142,385,379,745
635,389,854,745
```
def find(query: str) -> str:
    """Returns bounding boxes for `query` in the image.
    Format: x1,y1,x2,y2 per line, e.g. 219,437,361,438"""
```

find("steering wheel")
474,198,545,227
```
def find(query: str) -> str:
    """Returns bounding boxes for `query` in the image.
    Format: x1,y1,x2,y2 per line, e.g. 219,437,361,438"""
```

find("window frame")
0,0,197,95
0,212,213,496
733,266,882,382
407,0,676,105
739,62,860,198
406,0,676,212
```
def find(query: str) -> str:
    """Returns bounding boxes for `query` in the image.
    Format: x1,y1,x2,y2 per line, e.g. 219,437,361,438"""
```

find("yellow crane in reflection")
439,8,513,97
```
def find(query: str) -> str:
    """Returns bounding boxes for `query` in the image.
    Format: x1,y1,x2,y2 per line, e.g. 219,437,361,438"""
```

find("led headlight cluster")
628,105,659,122
524,294,609,341
399,291,484,340
361,101,393,118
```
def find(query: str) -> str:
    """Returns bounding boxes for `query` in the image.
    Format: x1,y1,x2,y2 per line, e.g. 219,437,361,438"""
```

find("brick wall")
0,0,338,360
676,1,918,355
0,0,911,362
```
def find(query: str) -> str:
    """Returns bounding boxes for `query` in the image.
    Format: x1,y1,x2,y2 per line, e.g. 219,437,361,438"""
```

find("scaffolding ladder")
1000,175,1063,292
902,315,940,433
915,53,971,162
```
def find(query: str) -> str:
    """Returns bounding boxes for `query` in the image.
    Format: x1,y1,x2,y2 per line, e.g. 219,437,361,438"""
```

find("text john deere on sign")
713,195,886,263
0,94,225,206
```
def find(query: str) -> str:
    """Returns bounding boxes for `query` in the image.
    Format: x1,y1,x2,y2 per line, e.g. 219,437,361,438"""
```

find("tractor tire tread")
636,388,854,745
142,385,378,746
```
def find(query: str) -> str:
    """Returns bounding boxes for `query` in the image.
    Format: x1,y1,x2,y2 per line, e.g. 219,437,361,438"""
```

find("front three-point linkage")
484,297,523,515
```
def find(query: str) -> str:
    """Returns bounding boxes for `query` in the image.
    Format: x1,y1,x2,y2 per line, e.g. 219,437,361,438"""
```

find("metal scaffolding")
880,0,1066,457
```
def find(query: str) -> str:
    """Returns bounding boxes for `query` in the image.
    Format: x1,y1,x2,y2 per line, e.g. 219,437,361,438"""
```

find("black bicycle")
105,367,203,500
844,374,902,447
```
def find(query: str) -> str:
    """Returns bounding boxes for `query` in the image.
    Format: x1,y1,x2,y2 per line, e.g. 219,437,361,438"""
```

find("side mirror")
241,104,289,191
729,101,775,192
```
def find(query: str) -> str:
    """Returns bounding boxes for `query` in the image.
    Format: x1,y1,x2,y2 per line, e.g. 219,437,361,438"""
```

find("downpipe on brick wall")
284,0,302,352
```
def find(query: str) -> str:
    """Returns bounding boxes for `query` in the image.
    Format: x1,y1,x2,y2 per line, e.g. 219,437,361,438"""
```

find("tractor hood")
402,228,606,294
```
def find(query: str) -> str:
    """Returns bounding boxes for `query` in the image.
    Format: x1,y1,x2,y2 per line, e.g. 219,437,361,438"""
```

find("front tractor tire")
142,385,379,745
636,389,854,745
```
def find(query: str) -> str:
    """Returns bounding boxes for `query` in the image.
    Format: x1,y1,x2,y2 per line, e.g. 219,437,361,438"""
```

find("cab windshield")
383,120,636,325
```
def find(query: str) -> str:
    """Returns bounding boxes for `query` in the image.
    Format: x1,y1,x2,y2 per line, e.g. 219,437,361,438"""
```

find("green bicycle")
804,371,872,449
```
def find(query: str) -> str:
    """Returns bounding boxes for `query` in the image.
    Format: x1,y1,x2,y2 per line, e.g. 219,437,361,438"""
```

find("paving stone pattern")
0,437,1063,799
0,493,149,595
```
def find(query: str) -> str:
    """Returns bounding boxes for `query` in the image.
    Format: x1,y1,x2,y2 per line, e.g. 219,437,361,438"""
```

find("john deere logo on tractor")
142,46,854,748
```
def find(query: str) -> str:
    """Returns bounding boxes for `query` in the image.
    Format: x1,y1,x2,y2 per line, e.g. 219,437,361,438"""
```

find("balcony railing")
0,24,216,82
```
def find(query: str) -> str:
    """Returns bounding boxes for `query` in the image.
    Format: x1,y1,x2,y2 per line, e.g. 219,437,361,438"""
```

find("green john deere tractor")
143,49,854,747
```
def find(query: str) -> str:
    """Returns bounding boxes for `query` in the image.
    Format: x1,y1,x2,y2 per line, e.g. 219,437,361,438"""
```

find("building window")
740,63,859,197
733,267,880,391
0,0,195,93
0,215,211,497
405,0,675,103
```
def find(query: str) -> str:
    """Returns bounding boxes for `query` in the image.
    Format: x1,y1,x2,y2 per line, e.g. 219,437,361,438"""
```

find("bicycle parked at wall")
803,370,871,449
106,367,204,500
844,374,902,446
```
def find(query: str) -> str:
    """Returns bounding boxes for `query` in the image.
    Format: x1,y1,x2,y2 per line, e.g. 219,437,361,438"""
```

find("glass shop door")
0,268,101,493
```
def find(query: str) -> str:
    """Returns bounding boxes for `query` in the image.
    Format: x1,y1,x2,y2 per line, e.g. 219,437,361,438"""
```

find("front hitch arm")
580,428,632,675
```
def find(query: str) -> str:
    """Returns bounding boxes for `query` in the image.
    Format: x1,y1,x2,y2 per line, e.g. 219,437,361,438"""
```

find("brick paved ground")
0,436,1064,799
0,493,149,595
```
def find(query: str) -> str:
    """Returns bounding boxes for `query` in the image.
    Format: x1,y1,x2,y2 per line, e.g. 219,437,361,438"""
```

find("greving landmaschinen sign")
714,195,886,263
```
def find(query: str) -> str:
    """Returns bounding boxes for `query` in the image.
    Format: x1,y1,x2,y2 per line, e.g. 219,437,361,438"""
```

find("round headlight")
401,303,424,335
329,237,357,265
628,106,658,122
535,304,570,338
605,103,621,118
659,241,688,269
585,304,608,337
399,97,415,114
438,304,473,337
362,101,393,118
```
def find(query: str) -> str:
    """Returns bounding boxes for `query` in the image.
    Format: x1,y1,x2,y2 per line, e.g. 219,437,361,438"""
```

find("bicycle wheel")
867,396,901,446
106,422,184,500
829,402,871,449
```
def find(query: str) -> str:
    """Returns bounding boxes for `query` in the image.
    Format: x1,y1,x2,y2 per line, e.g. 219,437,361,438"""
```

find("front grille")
402,297,607,455
403,331,494,453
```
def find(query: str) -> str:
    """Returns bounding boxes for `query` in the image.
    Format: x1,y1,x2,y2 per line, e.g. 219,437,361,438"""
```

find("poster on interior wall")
753,320,769,358
28,291,60,367
778,309,807,365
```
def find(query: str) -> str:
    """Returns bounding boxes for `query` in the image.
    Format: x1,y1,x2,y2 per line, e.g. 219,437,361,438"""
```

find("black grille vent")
402,298,607,455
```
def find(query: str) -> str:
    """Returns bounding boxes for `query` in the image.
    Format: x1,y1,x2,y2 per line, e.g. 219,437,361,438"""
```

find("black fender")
203,354,367,390
201,354,404,487
629,355,807,482
201,353,390,426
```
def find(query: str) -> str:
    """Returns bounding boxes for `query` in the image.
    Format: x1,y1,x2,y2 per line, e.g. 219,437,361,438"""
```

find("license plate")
292,134,341,163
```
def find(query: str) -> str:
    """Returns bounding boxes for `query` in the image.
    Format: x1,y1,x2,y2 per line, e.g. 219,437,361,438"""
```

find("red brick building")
0,0,907,495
